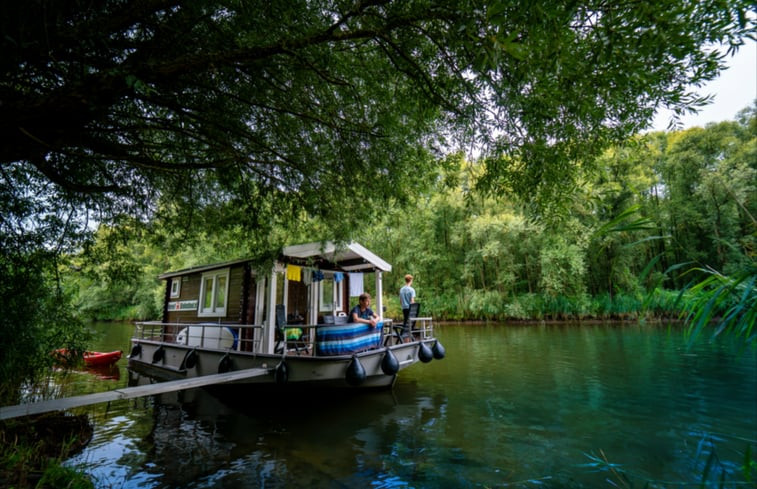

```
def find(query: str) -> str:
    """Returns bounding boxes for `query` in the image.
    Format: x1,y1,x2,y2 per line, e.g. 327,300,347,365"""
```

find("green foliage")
361,109,757,325
1,1,754,243
581,438,757,488
2,4,755,334
0,416,94,489
682,264,757,345
68,224,166,321
0,247,89,405
35,463,94,489
49,107,755,330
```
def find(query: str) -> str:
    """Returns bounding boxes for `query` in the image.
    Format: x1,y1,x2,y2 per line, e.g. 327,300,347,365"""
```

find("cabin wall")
163,264,250,324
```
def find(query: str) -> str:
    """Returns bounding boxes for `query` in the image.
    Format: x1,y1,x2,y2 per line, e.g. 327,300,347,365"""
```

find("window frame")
319,276,344,312
170,278,181,298
198,268,230,317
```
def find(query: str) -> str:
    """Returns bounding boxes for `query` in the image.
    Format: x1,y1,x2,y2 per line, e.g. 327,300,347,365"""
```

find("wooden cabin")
155,242,390,354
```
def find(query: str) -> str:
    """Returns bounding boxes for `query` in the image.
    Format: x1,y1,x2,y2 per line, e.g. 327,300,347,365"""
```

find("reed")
0,414,93,488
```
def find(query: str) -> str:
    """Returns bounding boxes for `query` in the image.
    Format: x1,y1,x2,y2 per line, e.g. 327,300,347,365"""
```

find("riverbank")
0,412,94,487
391,289,684,323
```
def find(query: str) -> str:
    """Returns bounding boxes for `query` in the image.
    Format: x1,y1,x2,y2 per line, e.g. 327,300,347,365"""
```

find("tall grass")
0,414,94,488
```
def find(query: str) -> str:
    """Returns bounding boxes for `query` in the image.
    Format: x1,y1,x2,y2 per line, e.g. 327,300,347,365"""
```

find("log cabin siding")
225,265,244,322
164,264,249,324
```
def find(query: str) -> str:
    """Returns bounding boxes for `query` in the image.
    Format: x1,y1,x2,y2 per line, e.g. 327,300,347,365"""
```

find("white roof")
158,258,250,279
282,241,391,272
158,241,391,279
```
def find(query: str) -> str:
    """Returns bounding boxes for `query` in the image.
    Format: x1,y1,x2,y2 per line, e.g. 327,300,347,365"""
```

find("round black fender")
345,356,366,386
418,341,433,363
432,340,446,360
151,346,164,364
275,360,288,385
218,353,232,373
181,349,198,370
381,348,399,375
129,343,142,359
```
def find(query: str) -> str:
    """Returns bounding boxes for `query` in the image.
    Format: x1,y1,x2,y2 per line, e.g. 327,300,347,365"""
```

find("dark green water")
66,322,756,488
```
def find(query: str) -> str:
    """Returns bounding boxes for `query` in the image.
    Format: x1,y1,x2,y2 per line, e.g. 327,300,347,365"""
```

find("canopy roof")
281,241,391,272
158,241,390,279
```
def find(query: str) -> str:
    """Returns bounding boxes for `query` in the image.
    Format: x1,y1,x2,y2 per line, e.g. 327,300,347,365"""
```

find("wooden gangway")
0,367,271,421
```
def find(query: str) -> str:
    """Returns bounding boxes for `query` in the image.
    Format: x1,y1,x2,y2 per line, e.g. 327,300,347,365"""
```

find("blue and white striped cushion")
316,322,383,356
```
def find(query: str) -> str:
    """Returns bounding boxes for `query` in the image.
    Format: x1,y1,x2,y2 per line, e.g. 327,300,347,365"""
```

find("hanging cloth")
348,272,364,297
312,270,324,282
334,272,344,283
303,268,312,286
286,264,302,282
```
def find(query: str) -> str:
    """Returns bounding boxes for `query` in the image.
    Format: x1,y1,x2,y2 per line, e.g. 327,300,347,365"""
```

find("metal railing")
134,321,263,352
133,317,433,356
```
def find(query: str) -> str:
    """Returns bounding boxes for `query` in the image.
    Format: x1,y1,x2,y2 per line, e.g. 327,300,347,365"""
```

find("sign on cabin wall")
168,300,199,311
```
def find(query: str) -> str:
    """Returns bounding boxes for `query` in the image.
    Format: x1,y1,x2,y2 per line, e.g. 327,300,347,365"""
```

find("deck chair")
390,302,420,345
274,304,308,355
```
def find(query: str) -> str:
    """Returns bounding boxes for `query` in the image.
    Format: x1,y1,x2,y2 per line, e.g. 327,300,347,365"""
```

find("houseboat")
128,241,444,389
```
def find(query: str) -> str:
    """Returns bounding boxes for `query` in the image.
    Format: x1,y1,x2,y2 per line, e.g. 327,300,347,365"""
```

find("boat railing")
134,321,263,353
408,316,434,340
133,317,434,356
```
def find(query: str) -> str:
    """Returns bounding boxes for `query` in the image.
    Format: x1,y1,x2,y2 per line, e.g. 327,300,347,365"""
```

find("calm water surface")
65,322,756,488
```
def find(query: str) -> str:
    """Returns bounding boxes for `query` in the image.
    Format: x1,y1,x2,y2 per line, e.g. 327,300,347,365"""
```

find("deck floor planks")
0,367,271,420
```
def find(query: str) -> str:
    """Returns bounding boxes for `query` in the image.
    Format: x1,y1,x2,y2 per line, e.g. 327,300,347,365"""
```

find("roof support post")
264,269,278,354
254,277,266,352
375,271,383,321
309,278,319,325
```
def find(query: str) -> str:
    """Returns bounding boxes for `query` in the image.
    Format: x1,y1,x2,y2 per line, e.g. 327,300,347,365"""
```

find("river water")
64,321,756,488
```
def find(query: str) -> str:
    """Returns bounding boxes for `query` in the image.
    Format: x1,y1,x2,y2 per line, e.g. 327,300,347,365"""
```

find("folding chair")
390,302,420,344
274,304,308,355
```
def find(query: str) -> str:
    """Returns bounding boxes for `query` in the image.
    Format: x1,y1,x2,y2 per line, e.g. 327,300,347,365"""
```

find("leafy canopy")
1,0,754,245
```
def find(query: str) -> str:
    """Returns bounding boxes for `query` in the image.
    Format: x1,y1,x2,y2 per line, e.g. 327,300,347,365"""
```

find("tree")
0,2,755,395
2,1,754,241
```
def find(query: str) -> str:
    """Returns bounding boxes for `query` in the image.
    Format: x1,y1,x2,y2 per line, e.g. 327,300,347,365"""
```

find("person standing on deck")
399,274,416,331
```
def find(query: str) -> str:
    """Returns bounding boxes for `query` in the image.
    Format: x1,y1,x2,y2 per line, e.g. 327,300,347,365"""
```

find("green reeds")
681,265,757,345
0,414,94,489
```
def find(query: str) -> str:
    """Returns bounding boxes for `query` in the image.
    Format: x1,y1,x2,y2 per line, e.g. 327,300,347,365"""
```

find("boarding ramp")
0,367,270,420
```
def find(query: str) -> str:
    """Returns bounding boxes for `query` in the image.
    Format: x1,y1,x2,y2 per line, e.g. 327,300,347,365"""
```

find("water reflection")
79,374,450,488
66,322,756,488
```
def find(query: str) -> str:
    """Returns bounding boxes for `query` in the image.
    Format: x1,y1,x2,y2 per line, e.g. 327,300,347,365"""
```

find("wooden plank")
0,367,271,420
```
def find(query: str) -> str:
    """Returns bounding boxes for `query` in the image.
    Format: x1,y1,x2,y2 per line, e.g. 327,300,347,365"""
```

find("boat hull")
128,339,424,389
83,350,123,367
54,349,123,367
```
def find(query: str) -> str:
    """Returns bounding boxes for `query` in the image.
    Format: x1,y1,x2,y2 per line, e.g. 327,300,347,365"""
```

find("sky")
650,40,756,131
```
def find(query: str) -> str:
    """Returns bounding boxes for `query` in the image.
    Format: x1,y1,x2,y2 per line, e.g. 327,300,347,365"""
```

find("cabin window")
198,268,229,317
170,279,181,298
319,276,343,312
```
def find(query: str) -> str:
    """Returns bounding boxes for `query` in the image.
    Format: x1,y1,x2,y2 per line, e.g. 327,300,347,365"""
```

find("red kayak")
54,349,122,367
82,350,122,367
